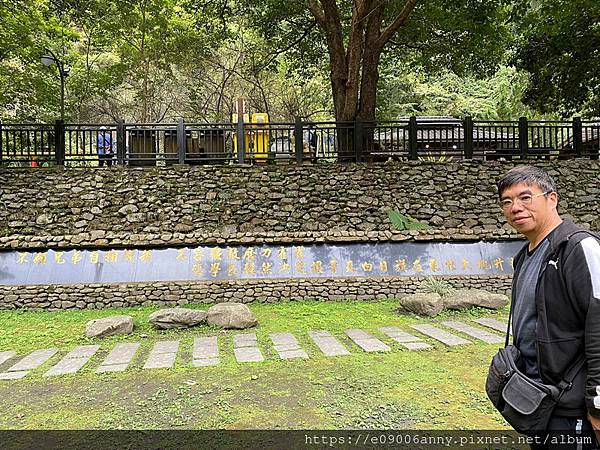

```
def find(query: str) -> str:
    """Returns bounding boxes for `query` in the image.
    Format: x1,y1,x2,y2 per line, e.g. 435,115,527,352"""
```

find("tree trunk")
358,5,384,122
309,0,418,160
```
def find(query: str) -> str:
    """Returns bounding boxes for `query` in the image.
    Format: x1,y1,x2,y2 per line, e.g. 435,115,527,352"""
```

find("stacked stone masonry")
0,276,512,310
1,160,598,250
0,160,597,309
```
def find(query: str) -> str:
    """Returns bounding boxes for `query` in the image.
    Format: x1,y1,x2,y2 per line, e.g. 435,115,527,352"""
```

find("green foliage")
511,0,600,118
377,66,549,120
0,0,229,122
387,209,431,231
418,276,456,297
1,0,583,123
417,152,453,163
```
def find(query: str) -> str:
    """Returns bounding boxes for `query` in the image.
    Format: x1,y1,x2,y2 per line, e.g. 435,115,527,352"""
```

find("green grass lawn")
0,300,512,430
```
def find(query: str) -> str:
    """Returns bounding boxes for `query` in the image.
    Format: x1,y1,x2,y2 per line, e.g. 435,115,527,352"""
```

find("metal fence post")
408,116,418,160
573,116,583,158
294,117,304,164
237,114,245,164
354,120,364,162
518,116,529,159
54,119,65,166
116,120,125,165
463,116,473,159
177,118,186,164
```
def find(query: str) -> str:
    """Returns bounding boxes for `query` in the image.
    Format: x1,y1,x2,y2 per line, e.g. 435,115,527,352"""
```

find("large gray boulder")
443,289,509,311
398,293,444,317
206,303,258,329
149,308,207,329
86,316,134,338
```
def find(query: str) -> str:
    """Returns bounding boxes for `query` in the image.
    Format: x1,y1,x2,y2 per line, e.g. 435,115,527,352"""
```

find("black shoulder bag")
485,301,585,434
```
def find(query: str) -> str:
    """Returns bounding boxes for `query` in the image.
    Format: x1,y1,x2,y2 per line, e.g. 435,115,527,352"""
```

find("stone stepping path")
411,324,471,346
0,348,59,380
193,337,220,367
270,332,308,360
143,341,179,369
441,321,505,344
97,343,140,373
308,331,350,357
379,327,432,350
0,351,16,366
233,333,264,363
0,318,510,380
44,345,100,377
474,318,511,335
345,329,391,352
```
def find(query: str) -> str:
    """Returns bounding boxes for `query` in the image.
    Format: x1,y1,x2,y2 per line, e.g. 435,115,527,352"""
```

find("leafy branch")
387,209,431,230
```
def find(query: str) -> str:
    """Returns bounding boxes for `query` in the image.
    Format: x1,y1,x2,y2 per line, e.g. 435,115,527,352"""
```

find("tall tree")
511,0,600,118
242,0,512,123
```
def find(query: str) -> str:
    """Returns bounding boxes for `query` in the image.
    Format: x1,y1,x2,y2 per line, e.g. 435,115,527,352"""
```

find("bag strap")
556,353,586,399
505,299,513,347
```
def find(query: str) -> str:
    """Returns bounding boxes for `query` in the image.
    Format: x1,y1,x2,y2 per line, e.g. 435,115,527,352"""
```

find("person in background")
97,126,114,167
303,124,317,160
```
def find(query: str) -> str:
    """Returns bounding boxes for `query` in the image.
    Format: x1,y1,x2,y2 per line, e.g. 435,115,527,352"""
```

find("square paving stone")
379,327,423,343
270,333,298,346
43,358,90,377
234,347,264,363
96,364,129,374
411,324,471,346
345,329,373,340
352,338,391,353
152,341,180,354
143,353,177,369
64,345,100,359
0,371,29,380
102,343,140,366
233,334,258,348
193,347,219,359
8,349,59,372
308,331,351,357
0,351,16,366
442,321,505,344
274,343,300,352
193,337,219,359
279,349,309,360
192,358,220,367
474,318,511,335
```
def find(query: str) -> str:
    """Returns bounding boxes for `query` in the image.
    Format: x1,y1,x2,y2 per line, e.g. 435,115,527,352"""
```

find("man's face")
499,182,558,237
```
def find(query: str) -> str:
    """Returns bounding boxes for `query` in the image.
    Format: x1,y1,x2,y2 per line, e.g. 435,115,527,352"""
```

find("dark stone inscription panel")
0,241,525,286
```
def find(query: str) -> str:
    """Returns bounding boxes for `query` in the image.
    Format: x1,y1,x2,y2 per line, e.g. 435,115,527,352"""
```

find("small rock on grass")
86,316,134,338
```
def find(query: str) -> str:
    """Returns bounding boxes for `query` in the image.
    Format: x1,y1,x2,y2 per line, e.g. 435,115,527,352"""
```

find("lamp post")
40,49,70,121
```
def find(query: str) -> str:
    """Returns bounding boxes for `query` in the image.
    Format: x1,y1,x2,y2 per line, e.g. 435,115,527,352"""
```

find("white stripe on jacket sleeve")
581,237,600,300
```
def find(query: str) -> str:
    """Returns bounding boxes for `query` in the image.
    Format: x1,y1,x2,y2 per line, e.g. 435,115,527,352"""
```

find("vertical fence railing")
0,117,598,166
580,121,599,160
472,120,520,160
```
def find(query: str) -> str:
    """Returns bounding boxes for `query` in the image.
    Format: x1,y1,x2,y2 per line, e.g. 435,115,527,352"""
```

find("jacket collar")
546,219,579,253
512,218,576,268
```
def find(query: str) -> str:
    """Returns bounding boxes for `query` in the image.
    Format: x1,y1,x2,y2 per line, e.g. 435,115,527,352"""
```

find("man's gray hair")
497,166,557,198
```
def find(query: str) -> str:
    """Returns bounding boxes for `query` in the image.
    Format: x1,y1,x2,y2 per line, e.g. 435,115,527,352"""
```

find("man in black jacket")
498,165,600,448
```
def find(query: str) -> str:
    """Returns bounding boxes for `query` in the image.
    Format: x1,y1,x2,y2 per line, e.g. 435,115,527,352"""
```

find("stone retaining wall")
1,160,597,309
0,276,512,310
1,161,598,250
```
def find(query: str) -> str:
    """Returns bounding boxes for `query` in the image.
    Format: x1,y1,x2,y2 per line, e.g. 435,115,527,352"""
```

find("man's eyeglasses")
499,192,551,210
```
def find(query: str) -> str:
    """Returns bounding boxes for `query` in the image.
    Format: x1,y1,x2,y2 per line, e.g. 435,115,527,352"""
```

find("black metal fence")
0,116,598,167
